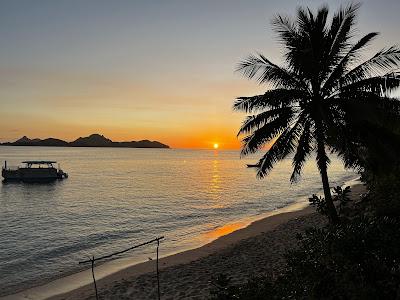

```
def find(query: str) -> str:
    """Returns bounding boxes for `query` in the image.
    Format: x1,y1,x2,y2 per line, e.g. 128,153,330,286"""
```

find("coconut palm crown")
235,3,400,223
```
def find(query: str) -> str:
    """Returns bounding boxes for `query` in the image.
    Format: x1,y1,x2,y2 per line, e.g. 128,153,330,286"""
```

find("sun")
213,143,219,149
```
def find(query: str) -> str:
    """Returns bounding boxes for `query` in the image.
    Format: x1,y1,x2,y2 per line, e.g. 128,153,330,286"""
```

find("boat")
2,161,68,182
246,164,259,168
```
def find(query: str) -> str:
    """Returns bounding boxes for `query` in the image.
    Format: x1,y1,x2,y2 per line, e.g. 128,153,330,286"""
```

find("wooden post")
156,239,160,300
91,256,99,300
78,237,165,300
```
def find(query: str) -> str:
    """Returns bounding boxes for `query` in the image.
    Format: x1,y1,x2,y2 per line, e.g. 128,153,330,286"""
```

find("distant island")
0,134,170,149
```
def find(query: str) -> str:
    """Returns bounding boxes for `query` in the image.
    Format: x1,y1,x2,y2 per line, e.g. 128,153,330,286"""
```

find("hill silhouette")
70,134,113,147
1,134,169,148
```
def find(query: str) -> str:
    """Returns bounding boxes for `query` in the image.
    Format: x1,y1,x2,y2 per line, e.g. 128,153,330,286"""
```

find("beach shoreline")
2,179,362,300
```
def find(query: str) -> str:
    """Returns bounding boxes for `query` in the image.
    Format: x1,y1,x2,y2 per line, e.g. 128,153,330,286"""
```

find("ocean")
0,146,356,296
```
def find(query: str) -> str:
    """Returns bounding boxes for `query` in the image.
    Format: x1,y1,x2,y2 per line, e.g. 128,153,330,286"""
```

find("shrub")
210,216,400,300
367,172,400,216
308,186,351,218
279,216,400,299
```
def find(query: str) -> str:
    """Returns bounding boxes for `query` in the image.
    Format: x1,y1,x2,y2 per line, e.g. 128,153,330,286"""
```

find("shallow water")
0,147,356,296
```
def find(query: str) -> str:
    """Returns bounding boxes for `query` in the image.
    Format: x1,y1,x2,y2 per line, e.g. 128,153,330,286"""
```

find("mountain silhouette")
70,134,113,147
2,134,169,148
15,136,32,144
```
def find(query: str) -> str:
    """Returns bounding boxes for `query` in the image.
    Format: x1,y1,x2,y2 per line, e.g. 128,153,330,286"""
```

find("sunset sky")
1,0,399,149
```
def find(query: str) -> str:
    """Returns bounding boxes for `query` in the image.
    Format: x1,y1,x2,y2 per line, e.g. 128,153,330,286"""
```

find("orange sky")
1,1,399,149
0,75,263,149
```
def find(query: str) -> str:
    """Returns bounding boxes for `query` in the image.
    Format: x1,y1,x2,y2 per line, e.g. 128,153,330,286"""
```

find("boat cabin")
22,160,57,168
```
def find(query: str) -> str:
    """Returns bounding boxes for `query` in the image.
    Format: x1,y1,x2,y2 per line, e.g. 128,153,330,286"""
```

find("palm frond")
290,122,314,182
233,89,306,113
342,46,400,85
256,115,305,178
237,107,293,136
338,92,400,122
283,6,329,79
328,3,361,58
236,53,306,89
240,108,294,156
296,7,313,33
271,14,299,46
328,126,364,170
314,118,331,173
340,72,400,95
329,115,400,171
315,5,329,30
322,32,379,94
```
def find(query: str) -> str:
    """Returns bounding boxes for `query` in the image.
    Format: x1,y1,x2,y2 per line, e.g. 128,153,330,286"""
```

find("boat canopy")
22,161,57,164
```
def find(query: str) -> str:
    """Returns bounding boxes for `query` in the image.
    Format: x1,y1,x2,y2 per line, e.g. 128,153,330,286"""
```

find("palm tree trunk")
316,139,339,224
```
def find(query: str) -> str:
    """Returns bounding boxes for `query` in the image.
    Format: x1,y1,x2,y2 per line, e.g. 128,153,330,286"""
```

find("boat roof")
22,161,57,164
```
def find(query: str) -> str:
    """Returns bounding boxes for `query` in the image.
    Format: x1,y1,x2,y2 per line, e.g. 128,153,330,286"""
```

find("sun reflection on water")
210,159,221,197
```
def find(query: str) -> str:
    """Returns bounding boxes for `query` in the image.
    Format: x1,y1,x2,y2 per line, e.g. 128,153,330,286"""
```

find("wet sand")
3,183,365,300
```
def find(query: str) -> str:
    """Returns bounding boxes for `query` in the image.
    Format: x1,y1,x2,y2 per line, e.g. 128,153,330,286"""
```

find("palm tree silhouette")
235,3,400,223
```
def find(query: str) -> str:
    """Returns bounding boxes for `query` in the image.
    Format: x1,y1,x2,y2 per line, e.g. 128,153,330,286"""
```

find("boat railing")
2,165,19,171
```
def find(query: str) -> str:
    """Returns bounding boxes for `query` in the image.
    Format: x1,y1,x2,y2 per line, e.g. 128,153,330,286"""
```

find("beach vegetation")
235,3,400,224
364,170,400,217
210,216,400,300
308,185,351,218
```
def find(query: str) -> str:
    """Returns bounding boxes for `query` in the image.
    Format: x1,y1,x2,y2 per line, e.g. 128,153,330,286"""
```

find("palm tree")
235,3,400,223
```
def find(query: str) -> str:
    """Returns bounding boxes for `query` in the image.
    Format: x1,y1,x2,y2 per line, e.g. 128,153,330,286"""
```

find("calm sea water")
0,147,356,296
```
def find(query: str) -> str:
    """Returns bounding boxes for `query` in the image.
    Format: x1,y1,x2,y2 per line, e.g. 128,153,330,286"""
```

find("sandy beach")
3,183,365,300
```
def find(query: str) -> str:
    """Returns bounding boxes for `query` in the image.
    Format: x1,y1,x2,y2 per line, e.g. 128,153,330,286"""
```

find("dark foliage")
309,185,351,217
280,216,400,299
365,169,400,217
308,194,328,216
210,216,400,300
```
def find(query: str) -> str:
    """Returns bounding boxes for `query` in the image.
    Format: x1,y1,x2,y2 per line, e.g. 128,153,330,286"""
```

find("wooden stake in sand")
91,256,99,300
157,238,161,300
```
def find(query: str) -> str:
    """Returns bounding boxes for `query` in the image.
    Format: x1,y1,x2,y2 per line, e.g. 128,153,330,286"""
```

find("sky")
0,0,399,149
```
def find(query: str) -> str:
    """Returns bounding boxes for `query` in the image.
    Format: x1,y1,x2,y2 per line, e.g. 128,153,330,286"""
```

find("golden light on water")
203,222,247,239
213,143,219,149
